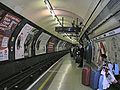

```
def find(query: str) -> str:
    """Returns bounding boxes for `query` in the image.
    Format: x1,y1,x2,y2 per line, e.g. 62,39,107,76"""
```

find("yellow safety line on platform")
38,60,62,90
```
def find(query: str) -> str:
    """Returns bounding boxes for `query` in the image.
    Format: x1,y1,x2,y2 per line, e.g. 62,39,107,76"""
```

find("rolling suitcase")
113,63,119,75
98,75,104,90
82,66,91,86
90,69,100,90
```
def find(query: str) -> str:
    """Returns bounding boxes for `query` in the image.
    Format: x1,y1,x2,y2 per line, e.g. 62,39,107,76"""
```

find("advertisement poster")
105,35,120,65
35,32,51,55
92,34,120,67
0,9,21,61
46,37,59,53
92,41,107,66
24,28,39,57
65,42,71,50
61,42,67,50
56,40,64,51
0,48,8,61
53,37,59,51
92,28,120,67
15,24,34,59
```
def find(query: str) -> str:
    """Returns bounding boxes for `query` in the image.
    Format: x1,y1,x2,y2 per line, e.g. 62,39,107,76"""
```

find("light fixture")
44,0,76,41
44,0,63,27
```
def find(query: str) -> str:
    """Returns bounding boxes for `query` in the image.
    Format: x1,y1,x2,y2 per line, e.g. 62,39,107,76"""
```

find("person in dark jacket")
78,44,84,67
75,46,81,63
73,46,77,60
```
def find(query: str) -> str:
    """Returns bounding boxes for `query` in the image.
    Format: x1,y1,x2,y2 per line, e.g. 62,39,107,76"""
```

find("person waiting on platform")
70,46,74,57
78,44,84,67
75,46,81,64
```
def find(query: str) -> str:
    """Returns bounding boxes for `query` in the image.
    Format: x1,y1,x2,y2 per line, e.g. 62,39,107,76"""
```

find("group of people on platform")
70,43,84,67
70,43,120,90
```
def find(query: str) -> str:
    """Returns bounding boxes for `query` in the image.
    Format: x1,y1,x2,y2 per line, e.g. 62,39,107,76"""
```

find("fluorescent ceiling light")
44,0,62,26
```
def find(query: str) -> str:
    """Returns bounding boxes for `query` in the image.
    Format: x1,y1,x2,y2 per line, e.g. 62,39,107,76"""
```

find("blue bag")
113,63,119,75
90,70,100,90
98,75,104,90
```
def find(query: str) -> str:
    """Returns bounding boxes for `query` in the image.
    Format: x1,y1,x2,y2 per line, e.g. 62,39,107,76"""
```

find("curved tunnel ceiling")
54,9,84,22
1,0,110,44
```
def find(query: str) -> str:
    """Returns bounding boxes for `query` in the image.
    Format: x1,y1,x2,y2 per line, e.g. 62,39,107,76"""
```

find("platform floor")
27,54,92,90
48,54,92,90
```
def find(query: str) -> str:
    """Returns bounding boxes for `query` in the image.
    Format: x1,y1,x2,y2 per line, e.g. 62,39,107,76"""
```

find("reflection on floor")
48,54,92,90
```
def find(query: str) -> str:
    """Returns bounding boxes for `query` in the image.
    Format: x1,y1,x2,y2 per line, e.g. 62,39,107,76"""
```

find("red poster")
46,37,59,53
0,9,21,61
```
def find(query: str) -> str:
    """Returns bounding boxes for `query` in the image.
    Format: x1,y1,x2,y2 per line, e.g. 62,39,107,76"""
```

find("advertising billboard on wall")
56,40,63,51
65,42,71,50
15,24,34,59
92,28,120,67
105,35,120,65
56,41,70,51
24,28,39,57
0,8,21,61
35,32,51,55
92,41,107,66
61,42,67,50
46,37,59,53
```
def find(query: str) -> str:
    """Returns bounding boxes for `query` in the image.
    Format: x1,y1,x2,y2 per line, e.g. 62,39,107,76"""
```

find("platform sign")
55,27,79,33
35,32,51,55
15,24,34,59
106,28,120,37
93,28,120,41
0,9,21,61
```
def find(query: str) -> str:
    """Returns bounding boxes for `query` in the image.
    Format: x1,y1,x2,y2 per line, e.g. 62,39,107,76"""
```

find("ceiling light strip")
44,0,63,27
